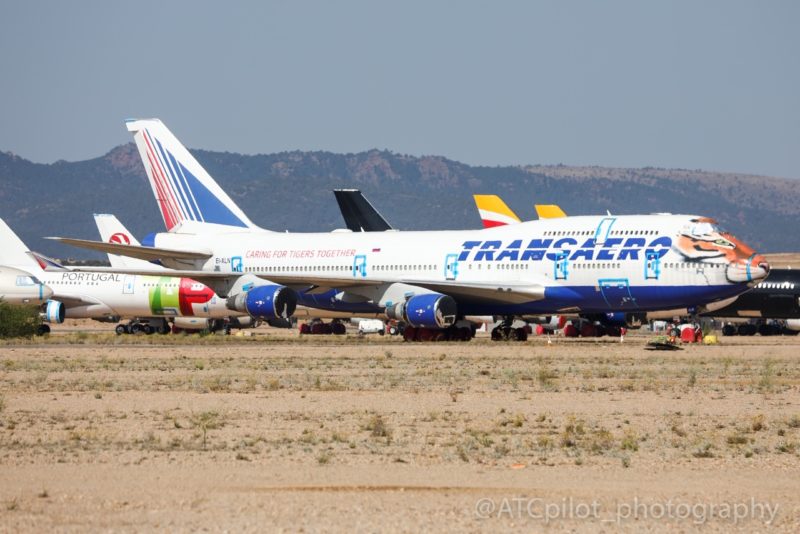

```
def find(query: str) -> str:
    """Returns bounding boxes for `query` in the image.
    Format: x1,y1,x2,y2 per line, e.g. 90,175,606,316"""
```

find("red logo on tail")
109,233,131,245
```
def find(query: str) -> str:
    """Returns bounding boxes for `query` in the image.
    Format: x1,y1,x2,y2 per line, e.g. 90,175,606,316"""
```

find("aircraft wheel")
514,327,528,342
37,324,51,336
142,325,153,335
130,323,142,334
331,322,346,335
115,324,127,336
721,324,736,336
491,326,503,341
403,326,418,342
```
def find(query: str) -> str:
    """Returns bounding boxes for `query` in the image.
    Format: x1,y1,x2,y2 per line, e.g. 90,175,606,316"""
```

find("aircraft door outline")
645,251,661,280
594,217,616,245
598,278,637,309
353,254,367,278
122,275,135,294
553,251,569,280
444,254,459,280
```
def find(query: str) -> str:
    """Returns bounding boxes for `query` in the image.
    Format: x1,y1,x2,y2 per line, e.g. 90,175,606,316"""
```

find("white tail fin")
0,219,43,272
93,213,162,270
125,118,258,232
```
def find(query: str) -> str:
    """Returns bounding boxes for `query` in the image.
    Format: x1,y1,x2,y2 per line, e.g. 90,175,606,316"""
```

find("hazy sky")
1,1,798,178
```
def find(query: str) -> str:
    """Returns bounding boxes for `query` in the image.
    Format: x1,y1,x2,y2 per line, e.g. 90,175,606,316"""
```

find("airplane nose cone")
726,254,769,284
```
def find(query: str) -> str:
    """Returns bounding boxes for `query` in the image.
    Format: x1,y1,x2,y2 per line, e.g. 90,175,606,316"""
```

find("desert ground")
1,324,799,532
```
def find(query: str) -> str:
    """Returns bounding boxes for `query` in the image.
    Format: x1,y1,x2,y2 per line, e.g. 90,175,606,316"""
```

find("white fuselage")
148,214,768,315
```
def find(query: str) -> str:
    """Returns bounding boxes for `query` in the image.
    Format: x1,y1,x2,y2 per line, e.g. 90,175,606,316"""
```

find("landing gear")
491,317,529,342
36,324,51,336
114,318,170,335
402,324,475,342
299,319,347,335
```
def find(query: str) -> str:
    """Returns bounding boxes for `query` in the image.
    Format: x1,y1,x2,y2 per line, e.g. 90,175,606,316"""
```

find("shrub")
0,301,41,339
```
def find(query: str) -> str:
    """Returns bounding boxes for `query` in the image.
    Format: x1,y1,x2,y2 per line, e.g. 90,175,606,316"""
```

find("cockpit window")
15,275,39,286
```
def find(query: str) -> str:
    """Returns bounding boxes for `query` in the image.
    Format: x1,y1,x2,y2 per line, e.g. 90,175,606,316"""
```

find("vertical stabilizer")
125,118,258,231
0,219,43,272
93,213,162,270
472,195,522,228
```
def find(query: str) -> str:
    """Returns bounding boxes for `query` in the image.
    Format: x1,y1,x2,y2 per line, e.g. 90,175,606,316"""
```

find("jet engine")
386,293,457,329
785,319,800,332
42,300,65,324
226,285,297,319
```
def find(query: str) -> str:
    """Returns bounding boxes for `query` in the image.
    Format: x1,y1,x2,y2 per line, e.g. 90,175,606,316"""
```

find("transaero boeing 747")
51,119,770,341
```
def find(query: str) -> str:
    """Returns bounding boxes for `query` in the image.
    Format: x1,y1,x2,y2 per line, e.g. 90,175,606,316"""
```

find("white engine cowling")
43,300,65,324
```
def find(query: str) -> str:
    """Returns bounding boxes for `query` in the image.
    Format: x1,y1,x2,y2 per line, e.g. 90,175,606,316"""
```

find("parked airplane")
0,218,251,334
93,214,258,333
51,119,770,342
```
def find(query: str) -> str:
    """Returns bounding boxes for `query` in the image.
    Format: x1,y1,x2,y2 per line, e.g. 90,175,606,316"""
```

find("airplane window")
15,276,34,286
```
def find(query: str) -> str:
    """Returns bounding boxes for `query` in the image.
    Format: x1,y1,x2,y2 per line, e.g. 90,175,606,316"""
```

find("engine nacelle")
173,317,211,330
785,319,800,332
386,293,457,329
229,316,260,329
226,284,297,319
43,300,65,324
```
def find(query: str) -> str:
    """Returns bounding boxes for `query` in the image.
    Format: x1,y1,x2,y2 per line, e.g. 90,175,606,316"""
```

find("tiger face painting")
673,218,769,283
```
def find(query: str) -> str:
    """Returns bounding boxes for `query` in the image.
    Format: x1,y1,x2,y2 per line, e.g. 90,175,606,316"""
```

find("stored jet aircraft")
51,119,770,342
93,214,258,333
0,218,249,334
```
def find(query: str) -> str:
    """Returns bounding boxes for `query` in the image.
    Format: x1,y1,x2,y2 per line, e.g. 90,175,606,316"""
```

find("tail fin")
472,195,522,228
125,118,258,231
0,219,42,272
93,213,162,270
534,204,567,219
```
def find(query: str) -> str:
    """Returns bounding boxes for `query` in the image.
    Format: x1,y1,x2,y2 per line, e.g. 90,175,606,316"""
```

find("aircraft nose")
726,254,769,284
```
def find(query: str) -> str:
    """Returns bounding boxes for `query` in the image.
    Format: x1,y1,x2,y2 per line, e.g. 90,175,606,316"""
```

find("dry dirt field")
1,326,799,532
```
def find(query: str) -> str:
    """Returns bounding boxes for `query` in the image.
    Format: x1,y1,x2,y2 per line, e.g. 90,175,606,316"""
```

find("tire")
115,324,127,336
142,325,153,335
514,327,528,342
37,324,51,336
131,323,142,334
721,324,736,336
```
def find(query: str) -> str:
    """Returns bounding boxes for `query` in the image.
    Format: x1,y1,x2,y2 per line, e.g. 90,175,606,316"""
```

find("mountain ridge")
1,145,797,258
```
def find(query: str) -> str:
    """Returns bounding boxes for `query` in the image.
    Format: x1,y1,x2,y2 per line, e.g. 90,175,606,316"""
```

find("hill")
1,145,798,259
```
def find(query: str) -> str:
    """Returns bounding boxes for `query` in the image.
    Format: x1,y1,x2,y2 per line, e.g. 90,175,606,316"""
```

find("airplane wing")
46,237,212,261
398,279,545,304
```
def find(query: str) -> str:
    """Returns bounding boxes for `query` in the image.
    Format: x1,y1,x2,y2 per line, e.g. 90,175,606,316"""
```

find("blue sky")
1,1,798,178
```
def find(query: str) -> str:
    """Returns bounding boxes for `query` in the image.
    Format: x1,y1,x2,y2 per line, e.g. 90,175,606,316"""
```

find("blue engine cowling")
43,300,65,324
387,293,457,329
226,285,297,319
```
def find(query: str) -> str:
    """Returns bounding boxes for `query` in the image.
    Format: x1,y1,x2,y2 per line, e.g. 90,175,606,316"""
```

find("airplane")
710,269,800,335
93,213,259,333
0,218,255,335
50,118,770,343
